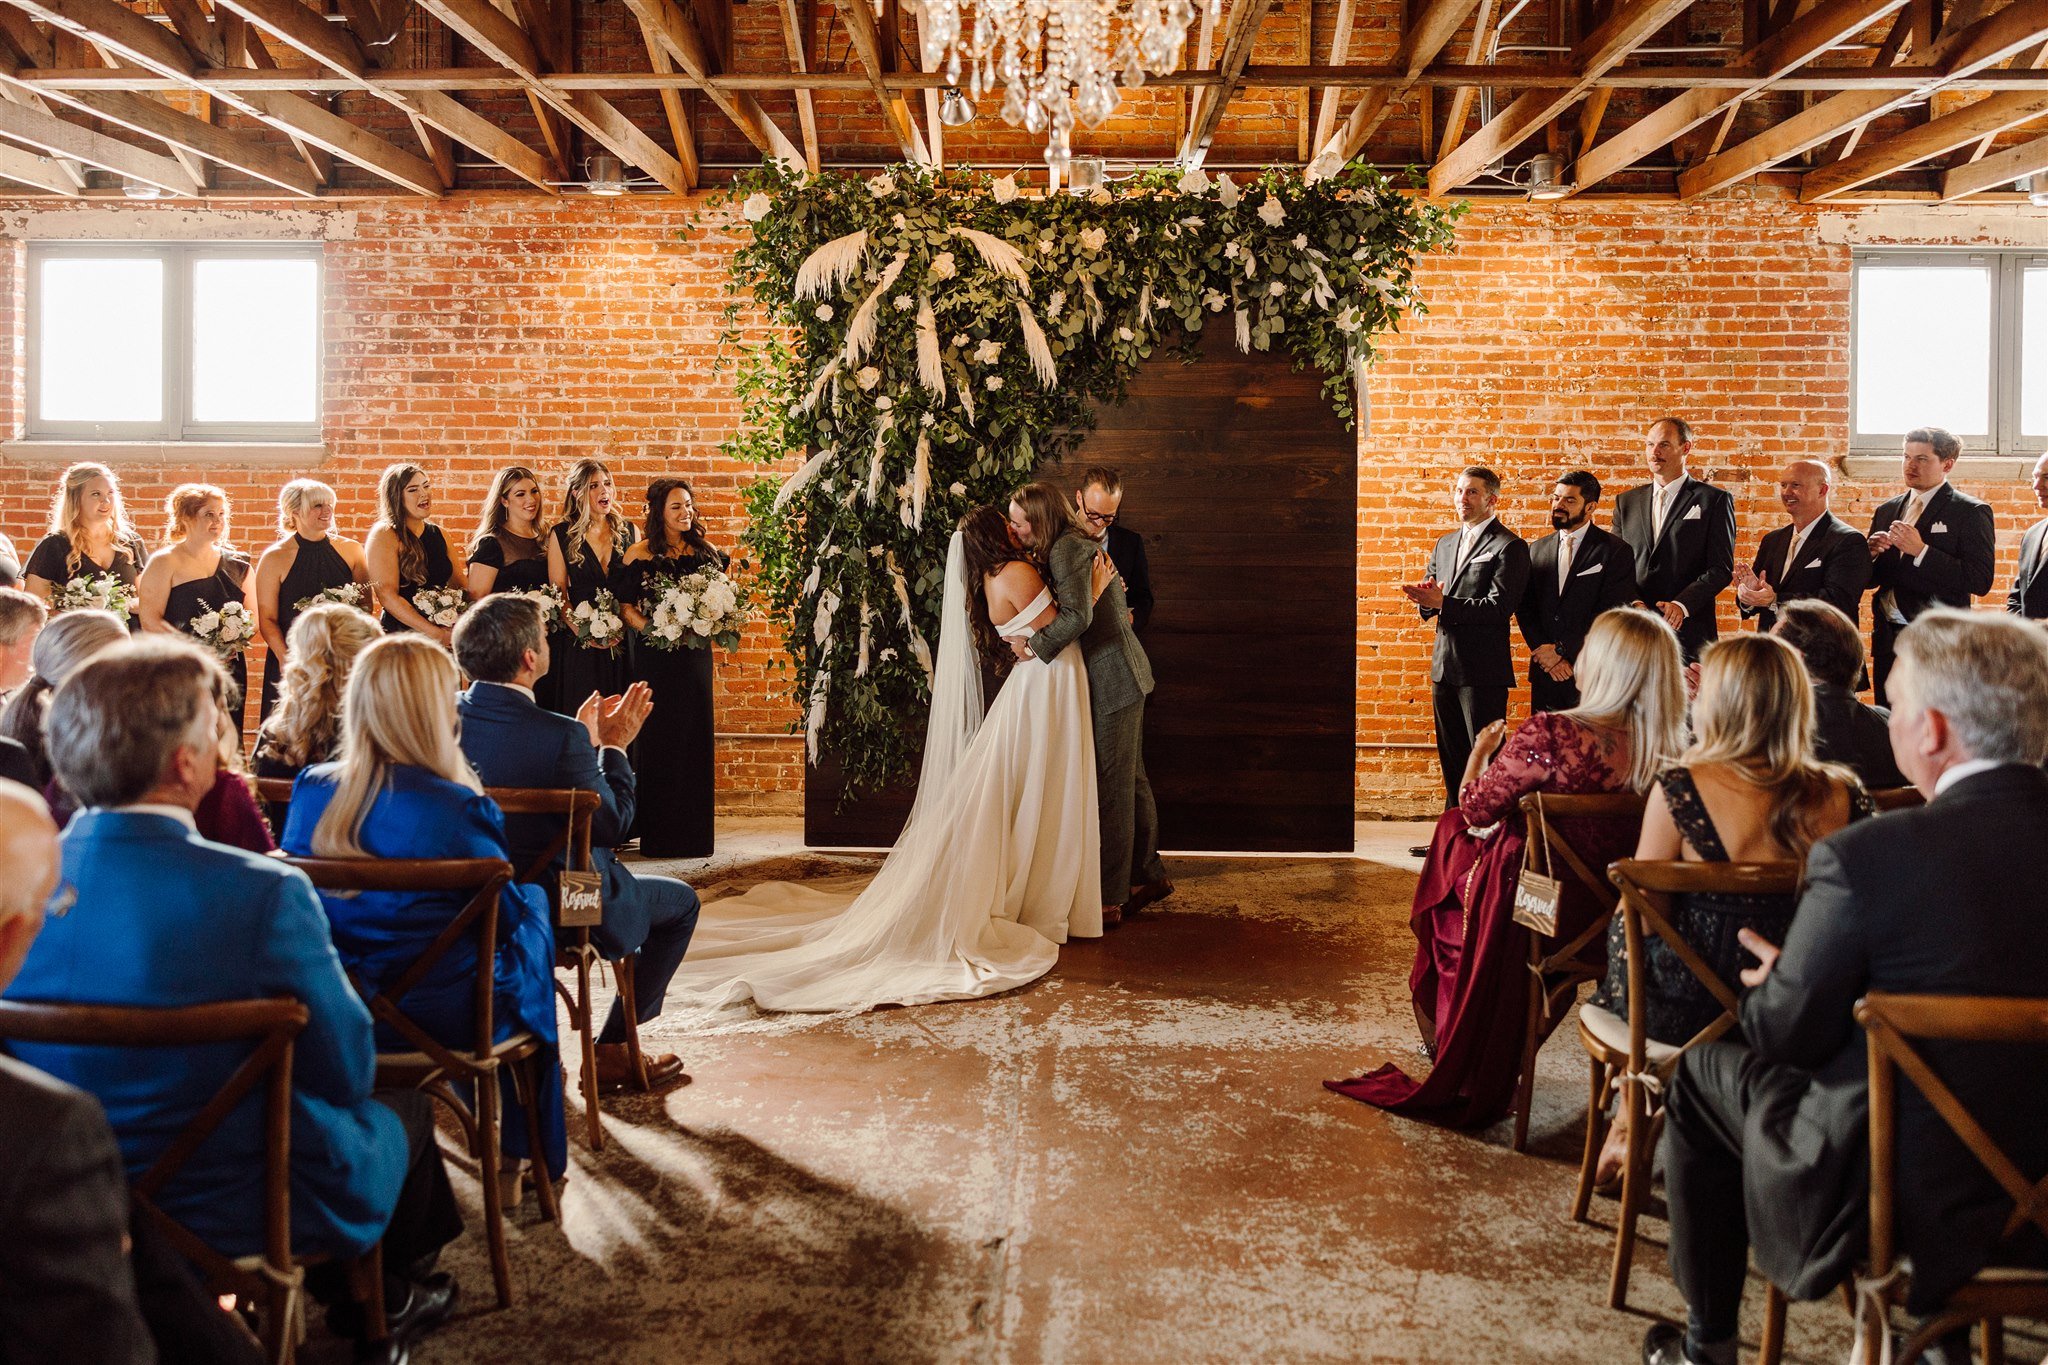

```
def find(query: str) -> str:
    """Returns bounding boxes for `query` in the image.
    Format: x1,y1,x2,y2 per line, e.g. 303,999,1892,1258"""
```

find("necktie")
1652,484,1670,539
1558,531,1574,592
1879,493,1925,625
1783,523,1808,581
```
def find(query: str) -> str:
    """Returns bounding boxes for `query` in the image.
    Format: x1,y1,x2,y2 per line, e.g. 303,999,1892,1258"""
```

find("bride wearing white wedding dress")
660,505,1117,1014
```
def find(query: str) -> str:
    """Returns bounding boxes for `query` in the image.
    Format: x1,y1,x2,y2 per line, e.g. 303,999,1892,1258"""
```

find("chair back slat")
1870,786,1925,813
1520,791,1647,918
483,786,599,886
254,777,295,810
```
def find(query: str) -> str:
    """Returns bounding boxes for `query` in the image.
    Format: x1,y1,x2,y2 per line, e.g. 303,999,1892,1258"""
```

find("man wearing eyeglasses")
1074,467,1153,635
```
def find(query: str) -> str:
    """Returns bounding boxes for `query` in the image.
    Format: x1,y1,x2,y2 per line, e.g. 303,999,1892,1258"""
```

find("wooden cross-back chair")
1509,790,1648,1154
1579,859,1803,1312
0,996,384,1364
1870,785,1926,813
281,855,557,1311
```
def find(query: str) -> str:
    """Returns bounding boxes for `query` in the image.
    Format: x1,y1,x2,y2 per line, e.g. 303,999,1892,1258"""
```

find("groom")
1007,481,1172,926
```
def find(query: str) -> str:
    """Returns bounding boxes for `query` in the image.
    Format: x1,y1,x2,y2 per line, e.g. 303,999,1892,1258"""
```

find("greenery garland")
708,159,1463,795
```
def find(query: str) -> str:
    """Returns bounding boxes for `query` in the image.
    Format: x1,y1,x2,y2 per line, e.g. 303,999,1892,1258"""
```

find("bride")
661,504,1118,1013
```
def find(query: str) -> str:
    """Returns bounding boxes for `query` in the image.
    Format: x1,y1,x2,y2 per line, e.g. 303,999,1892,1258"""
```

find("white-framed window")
26,242,322,442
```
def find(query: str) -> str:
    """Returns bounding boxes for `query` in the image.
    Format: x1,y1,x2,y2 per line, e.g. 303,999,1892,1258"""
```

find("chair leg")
576,952,604,1151
614,955,648,1090
476,1069,513,1310
351,1245,387,1342
1759,1284,1787,1365
516,1055,561,1224
1608,1079,1647,1311
1571,1057,1611,1224
261,1275,292,1365
1981,1316,2005,1365
1512,970,1544,1154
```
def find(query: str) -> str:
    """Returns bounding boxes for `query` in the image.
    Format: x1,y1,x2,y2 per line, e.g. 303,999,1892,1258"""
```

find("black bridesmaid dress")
264,534,355,718
471,530,560,709
379,523,455,634
626,549,726,858
164,552,253,717
549,524,632,706
24,533,143,630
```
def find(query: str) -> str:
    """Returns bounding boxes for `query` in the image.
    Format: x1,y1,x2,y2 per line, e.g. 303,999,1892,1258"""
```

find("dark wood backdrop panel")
806,327,1357,852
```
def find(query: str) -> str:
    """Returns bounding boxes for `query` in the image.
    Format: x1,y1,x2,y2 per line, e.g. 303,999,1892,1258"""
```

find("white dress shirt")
1933,757,2006,797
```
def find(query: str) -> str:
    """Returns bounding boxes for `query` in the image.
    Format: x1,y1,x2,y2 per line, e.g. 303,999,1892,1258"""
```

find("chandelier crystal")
907,0,1221,179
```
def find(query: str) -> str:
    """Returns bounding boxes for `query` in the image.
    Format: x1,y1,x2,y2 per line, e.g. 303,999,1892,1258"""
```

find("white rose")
975,339,1003,365
573,602,592,618
1177,166,1209,195
921,412,936,428
741,192,771,222
948,482,966,496
931,251,957,280
816,304,834,321
875,395,894,411
950,332,969,347
1118,326,1135,341
857,365,881,390
1089,188,1111,205
867,171,895,198
992,173,1018,203
1257,194,1285,227
1224,242,1240,260
891,212,907,229
694,620,713,636
675,595,697,615
879,647,898,662
1203,289,1226,311
1215,173,1240,207
1180,215,1204,228
986,375,1003,391
1078,226,1107,253
193,611,221,635
1269,280,1285,296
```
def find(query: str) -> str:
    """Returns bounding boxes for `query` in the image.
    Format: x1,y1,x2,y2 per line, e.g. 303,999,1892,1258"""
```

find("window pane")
1854,264,1991,436
190,256,319,425
39,257,163,423
2021,267,2048,437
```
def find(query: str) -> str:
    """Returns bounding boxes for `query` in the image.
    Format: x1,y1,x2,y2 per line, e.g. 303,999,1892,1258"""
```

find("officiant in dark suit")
1865,427,1997,704
2006,452,2048,621
1403,467,1530,805
1073,467,1153,635
1734,459,1870,635
1611,417,1736,661
1515,469,1636,713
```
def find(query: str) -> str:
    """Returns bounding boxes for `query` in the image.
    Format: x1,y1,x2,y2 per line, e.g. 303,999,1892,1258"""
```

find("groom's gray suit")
1029,528,1167,905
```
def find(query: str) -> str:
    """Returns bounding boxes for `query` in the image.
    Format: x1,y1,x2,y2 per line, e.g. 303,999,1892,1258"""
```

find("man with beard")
1734,459,1870,635
1515,470,1638,713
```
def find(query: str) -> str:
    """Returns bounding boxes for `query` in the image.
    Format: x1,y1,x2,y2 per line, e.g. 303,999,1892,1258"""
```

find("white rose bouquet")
639,568,750,652
412,586,466,630
294,582,365,613
500,584,568,629
568,589,626,651
54,573,135,622
189,600,257,658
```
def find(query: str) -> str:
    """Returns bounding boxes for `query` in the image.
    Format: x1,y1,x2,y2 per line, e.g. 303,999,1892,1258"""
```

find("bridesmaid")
138,484,258,725
546,458,635,706
622,478,727,858
468,464,557,709
366,463,464,642
254,478,370,719
21,462,146,628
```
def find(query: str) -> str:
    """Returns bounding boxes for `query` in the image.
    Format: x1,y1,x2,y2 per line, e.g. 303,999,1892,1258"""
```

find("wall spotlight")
584,154,627,196
939,87,976,127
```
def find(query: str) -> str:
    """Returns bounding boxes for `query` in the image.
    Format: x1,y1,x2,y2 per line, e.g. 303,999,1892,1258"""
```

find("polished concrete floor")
390,817,1862,1364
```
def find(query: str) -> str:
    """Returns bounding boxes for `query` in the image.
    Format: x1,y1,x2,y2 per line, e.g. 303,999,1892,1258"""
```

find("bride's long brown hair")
958,506,1022,676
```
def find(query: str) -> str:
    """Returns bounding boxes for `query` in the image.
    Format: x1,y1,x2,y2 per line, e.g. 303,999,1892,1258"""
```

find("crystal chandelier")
909,0,1221,178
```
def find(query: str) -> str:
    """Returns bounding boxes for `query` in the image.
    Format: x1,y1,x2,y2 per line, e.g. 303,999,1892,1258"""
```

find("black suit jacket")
1867,482,1997,627
1099,524,1152,635
2006,518,2048,620
0,1056,154,1363
1611,476,1737,655
1421,520,1531,689
1516,524,1638,683
1810,682,1904,790
1740,765,2048,1310
0,736,33,790
456,681,657,960
1743,513,1872,635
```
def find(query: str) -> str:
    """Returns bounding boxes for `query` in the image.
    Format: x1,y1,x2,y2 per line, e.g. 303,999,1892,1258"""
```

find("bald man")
1734,460,1871,636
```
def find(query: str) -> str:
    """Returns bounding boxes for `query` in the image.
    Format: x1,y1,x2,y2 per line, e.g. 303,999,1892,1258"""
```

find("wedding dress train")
661,537,1101,1014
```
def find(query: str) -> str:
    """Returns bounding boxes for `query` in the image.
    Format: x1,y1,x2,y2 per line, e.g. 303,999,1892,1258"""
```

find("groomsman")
1516,469,1637,713
1403,467,1530,805
1865,426,1996,704
2006,451,2048,620
1734,460,1870,635
1073,466,1153,634
1611,417,1737,660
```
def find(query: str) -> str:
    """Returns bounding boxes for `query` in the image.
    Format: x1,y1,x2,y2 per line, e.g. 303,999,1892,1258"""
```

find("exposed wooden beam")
239,90,442,193
157,0,223,66
0,93,199,192
0,139,79,192
776,0,820,173
1306,0,1480,177
1569,0,1910,195
1181,0,1279,166
1678,0,2048,197
1435,0,1497,161
611,0,801,165
2,0,203,77
209,0,368,76
641,35,701,189
26,84,321,194
409,88,555,191
1942,122,2048,196
836,0,926,163
1802,89,2048,198
1429,0,1696,196
1308,0,1356,159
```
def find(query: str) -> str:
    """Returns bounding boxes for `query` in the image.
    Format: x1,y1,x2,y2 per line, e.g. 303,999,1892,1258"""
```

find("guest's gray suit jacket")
1028,529,1154,717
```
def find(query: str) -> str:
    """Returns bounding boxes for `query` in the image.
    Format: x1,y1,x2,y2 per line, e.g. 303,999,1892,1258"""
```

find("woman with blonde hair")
251,602,382,825
1585,631,1871,1184
366,463,463,642
255,477,369,719
1329,607,1690,1128
280,634,565,1200
139,484,257,720
546,457,636,705
21,462,147,627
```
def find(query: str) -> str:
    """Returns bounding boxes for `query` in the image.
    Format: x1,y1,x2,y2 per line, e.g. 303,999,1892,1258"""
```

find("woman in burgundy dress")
1326,608,1687,1128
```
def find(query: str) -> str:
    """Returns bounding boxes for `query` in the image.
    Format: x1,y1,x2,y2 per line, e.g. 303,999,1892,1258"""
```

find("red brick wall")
0,196,2038,818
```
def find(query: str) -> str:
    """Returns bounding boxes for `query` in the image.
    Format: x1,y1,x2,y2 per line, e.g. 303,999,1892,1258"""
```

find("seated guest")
1647,610,2048,1365
0,585,45,701
1326,608,1687,1127
1586,632,1870,1185
451,595,699,1092
1771,599,1907,789
0,608,127,790
3,638,462,1358
281,634,567,1202
252,602,381,830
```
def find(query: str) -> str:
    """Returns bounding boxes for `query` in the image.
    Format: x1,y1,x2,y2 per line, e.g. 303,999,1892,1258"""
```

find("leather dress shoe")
355,1273,457,1363
1642,1323,1724,1365
1123,880,1174,917
593,1044,688,1093
1407,845,1431,858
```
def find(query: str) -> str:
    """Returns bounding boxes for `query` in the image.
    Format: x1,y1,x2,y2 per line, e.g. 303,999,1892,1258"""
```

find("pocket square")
1805,558,1823,569
1469,552,1496,564
1930,521,1948,534
1574,563,1605,576
1682,505,1703,521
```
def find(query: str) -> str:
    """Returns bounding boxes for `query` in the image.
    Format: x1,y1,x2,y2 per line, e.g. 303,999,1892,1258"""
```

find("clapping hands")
1401,576,1445,611
576,681,654,751
1734,565,1776,610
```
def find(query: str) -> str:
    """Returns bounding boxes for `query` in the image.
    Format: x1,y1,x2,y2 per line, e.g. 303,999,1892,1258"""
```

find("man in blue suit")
452,595,698,1091
3,638,462,1358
